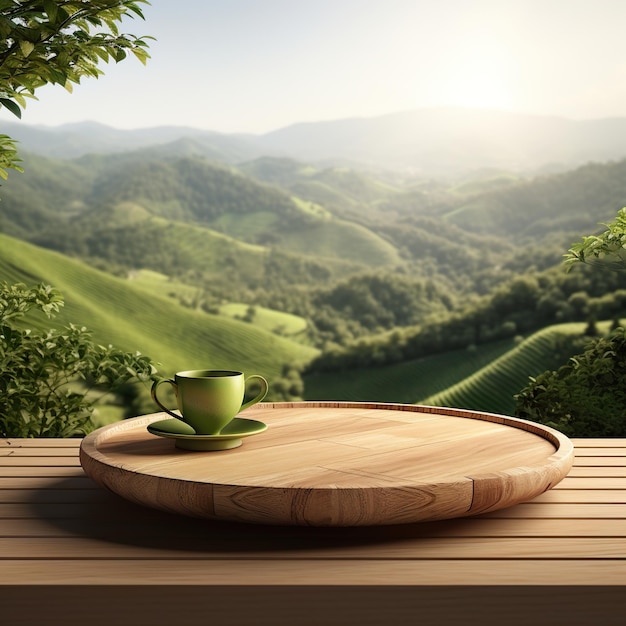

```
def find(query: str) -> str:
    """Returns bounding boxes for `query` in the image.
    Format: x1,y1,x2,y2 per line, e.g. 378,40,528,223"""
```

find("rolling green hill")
419,322,599,415
443,160,626,246
127,269,309,338
9,151,403,274
0,234,318,385
303,338,517,404
276,215,402,266
239,157,402,220
303,323,597,416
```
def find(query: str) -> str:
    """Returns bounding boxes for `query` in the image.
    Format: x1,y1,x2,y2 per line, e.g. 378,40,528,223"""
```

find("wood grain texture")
79,402,573,526
1,434,626,626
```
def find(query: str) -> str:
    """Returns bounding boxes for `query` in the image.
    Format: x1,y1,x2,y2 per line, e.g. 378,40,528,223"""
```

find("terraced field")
303,338,517,403
304,323,601,416
420,323,603,415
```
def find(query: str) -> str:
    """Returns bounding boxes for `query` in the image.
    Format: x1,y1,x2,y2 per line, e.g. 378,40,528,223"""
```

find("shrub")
0,282,156,437
515,327,626,436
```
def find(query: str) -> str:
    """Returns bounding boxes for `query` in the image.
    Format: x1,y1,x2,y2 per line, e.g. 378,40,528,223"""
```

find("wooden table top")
79,402,573,526
2,412,626,625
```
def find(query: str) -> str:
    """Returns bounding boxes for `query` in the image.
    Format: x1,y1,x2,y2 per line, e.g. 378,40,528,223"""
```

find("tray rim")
79,401,574,526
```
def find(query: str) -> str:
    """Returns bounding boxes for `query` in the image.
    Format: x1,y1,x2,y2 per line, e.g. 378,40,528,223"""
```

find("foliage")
0,281,156,437
515,327,626,436
0,0,151,178
266,364,304,401
512,206,626,437
305,263,626,373
0,133,22,181
564,207,626,272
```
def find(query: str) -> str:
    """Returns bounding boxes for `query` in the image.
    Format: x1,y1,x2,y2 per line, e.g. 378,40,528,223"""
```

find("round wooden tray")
79,402,574,526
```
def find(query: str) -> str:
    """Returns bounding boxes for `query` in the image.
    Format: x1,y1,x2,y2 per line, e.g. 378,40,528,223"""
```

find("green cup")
151,369,268,435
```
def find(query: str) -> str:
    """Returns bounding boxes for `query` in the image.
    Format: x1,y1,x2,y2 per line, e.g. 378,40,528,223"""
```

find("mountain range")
7,107,626,175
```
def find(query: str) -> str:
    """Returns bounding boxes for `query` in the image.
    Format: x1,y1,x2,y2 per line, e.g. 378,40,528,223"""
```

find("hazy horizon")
2,0,626,134
13,104,626,136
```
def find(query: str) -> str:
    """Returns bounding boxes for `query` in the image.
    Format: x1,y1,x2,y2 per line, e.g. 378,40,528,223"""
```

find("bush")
0,282,156,437
515,327,626,436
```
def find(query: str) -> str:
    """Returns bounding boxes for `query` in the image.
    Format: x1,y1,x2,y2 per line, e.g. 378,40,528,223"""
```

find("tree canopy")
0,0,151,180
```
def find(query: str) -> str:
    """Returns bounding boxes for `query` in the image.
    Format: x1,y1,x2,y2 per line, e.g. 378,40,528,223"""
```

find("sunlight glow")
436,42,515,111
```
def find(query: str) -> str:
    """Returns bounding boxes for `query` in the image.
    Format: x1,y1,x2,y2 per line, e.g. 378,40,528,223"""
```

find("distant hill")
8,107,626,175
439,159,626,245
258,108,626,174
2,120,264,163
2,151,403,273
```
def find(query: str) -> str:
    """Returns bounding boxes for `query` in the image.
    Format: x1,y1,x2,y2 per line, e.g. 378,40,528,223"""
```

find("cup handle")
240,375,268,411
151,378,183,420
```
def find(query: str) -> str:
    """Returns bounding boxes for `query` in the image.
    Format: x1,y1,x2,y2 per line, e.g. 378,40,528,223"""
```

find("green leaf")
44,0,58,22
19,40,35,57
0,98,21,118
0,16,12,38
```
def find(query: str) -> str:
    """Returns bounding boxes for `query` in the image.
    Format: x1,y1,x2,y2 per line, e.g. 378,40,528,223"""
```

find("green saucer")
147,417,267,451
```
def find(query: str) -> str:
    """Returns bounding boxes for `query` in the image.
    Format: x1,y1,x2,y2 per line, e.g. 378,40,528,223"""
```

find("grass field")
218,303,308,337
0,233,318,386
128,269,309,339
280,216,402,266
128,268,200,301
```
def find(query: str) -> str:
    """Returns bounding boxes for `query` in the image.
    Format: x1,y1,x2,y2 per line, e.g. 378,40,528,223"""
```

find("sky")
7,0,626,134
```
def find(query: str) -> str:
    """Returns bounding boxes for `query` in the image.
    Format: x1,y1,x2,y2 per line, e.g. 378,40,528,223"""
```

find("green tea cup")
151,369,268,435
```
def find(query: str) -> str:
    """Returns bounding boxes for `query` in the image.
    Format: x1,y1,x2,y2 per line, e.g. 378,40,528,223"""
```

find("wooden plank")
1,587,620,626
0,448,83,457
481,502,626,518
571,439,626,447
8,588,626,626
0,489,113,503
0,439,82,448
568,467,626,477
573,448,626,456
0,457,81,466
0,499,153,519
0,467,86,478
1,558,626,585
574,456,626,466
530,489,626,503
556,477,626,489
4,516,626,539
3,535,626,561
0,476,97,489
